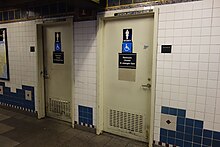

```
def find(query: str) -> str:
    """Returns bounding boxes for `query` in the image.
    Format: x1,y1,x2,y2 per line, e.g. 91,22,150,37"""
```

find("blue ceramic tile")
160,135,167,143
4,87,11,95
0,12,2,21
108,0,119,6
176,132,184,140
22,85,34,91
0,83,35,111
203,129,213,138
193,143,201,147
184,141,192,147
120,0,132,5
0,82,5,86
177,117,185,125
186,118,194,127
203,138,212,146
88,119,92,125
169,108,177,116
9,11,14,20
193,136,201,144
88,108,93,113
178,109,186,117
161,106,169,114
177,125,185,132
213,131,220,140
185,126,193,134
160,128,167,136
168,137,175,144
78,105,93,125
212,140,220,147
194,120,203,129
176,139,184,147
3,11,8,21
194,128,203,136
168,130,175,138
185,134,193,142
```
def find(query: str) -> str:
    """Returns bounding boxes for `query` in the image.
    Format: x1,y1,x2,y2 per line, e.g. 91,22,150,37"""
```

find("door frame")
96,8,158,146
36,17,75,127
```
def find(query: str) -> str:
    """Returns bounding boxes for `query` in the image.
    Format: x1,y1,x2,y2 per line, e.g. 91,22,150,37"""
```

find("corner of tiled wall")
0,20,38,111
154,0,220,146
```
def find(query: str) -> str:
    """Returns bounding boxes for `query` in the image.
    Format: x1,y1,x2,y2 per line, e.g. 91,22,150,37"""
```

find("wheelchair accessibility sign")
122,42,132,53
55,32,61,52
55,42,61,52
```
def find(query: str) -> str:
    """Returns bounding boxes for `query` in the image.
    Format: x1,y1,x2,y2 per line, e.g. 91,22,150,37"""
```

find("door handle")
141,84,151,90
44,74,49,79
43,69,49,79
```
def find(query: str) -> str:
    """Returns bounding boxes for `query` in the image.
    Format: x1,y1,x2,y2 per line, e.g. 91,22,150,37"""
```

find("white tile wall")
155,0,220,141
0,21,38,110
73,20,97,125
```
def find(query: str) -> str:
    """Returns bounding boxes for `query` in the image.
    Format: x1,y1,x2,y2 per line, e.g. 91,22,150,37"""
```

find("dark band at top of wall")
107,0,201,10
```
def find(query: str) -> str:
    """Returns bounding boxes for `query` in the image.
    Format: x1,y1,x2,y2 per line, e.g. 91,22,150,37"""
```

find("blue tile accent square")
193,136,202,144
160,128,167,136
178,109,186,117
186,118,194,127
169,108,177,116
203,129,213,138
168,130,175,138
177,117,185,125
0,83,35,111
78,105,93,125
194,120,203,129
194,128,203,136
177,125,185,132
212,140,220,147
184,141,192,147
176,139,184,147
213,131,220,140
168,137,175,144
203,138,212,146
160,135,167,143
161,106,169,114
185,126,193,134
176,132,184,140
185,134,193,142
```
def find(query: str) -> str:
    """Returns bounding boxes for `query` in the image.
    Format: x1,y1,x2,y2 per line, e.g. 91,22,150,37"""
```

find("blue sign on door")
55,42,61,52
122,42,132,53
55,32,61,52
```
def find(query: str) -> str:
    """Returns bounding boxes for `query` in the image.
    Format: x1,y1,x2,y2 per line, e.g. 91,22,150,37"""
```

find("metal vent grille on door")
109,109,144,134
49,98,70,117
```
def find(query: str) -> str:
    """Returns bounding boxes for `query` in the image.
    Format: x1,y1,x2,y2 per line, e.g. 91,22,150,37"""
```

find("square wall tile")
161,114,177,131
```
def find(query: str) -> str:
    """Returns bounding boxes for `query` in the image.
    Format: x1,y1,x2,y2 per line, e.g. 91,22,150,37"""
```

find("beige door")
43,22,72,122
103,16,154,142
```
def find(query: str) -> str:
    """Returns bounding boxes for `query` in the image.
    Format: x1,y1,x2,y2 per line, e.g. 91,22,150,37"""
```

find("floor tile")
0,107,148,147
0,114,10,121
0,123,14,134
0,135,19,146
